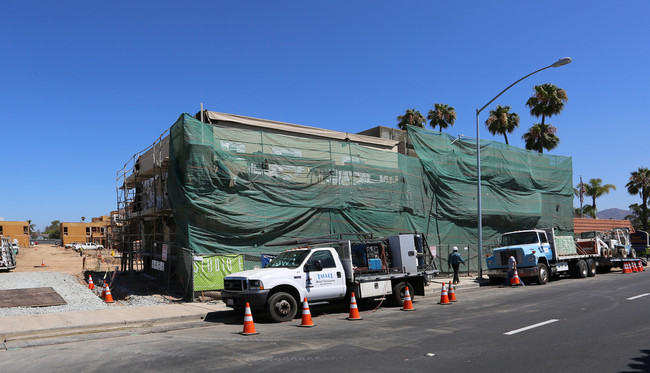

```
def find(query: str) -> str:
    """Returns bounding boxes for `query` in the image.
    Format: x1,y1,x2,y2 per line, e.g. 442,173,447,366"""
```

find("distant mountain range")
596,208,632,220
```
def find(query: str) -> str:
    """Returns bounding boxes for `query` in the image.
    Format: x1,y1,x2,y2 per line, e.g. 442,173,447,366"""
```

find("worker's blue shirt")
448,252,465,265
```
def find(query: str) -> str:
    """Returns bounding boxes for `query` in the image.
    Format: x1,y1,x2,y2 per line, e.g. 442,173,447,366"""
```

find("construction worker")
504,255,525,287
447,247,465,285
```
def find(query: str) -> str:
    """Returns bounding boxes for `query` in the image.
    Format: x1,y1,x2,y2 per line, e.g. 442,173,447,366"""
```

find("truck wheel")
630,249,637,259
536,263,549,285
266,292,298,322
586,259,596,277
391,282,413,307
574,260,588,278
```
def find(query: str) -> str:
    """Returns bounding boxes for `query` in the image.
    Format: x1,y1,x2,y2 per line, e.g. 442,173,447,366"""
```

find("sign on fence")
193,254,244,291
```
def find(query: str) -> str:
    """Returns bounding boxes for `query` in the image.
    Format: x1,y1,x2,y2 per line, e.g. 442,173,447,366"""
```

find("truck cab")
486,229,551,285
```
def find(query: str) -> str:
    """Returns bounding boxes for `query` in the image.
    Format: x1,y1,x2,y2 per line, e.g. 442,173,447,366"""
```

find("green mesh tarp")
408,126,574,245
167,114,573,254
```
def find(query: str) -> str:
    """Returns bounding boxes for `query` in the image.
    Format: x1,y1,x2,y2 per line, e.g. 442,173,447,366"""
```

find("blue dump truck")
486,228,639,285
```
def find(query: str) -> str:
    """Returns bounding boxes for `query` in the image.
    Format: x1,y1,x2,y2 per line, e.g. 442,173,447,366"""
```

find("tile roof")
573,218,635,234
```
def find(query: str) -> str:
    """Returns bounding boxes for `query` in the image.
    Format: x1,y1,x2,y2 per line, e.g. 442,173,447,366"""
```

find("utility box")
388,234,418,273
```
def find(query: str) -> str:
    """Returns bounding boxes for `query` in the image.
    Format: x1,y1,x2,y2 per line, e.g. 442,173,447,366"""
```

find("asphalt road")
2,270,649,372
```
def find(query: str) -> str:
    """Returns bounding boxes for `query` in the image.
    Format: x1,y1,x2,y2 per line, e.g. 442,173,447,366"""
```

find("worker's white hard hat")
453,246,458,251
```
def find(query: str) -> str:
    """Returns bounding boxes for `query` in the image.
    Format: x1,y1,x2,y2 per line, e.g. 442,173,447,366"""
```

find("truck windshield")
501,232,539,246
267,250,310,268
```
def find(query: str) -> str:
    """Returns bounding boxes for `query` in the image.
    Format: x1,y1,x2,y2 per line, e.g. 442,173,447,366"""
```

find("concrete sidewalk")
0,302,229,342
0,274,486,343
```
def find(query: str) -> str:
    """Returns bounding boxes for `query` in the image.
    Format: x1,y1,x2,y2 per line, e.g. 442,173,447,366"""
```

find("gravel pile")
0,271,169,318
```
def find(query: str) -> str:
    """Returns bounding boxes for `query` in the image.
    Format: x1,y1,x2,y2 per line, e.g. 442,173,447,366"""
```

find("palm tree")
526,83,568,127
485,105,519,145
427,103,456,132
626,167,650,231
397,108,426,130
522,123,559,153
574,204,594,218
584,178,616,217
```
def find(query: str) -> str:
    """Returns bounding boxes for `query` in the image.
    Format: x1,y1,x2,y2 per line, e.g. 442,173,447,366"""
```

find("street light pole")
475,57,572,279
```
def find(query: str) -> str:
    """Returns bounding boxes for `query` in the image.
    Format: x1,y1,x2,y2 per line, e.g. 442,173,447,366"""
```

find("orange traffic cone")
639,260,645,271
623,262,630,274
510,269,522,286
448,281,457,302
41,259,45,266
240,302,259,335
104,286,114,303
346,292,363,320
88,275,95,290
101,281,107,299
632,261,639,272
401,286,415,311
298,298,315,327
438,283,451,305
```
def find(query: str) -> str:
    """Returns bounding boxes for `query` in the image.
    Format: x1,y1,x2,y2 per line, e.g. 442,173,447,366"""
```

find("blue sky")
2,1,649,231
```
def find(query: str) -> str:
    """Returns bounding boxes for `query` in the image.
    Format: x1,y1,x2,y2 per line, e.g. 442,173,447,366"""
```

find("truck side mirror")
304,260,323,272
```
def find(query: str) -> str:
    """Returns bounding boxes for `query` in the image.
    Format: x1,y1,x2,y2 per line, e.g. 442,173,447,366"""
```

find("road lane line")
504,319,559,335
626,293,650,300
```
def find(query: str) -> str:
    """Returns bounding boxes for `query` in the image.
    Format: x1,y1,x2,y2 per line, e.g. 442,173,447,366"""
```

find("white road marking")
504,319,559,335
626,293,650,300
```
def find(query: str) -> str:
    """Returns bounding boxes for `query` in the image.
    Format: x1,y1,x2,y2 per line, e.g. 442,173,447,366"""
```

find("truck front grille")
498,249,523,266
223,279,246,291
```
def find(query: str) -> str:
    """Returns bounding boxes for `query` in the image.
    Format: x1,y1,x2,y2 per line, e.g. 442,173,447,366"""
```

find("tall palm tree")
427,103,456,132
584,178,616,217
526,83,568,127
485,105,519,145
397,108,426,130
522,123,559,153
626,167,650,231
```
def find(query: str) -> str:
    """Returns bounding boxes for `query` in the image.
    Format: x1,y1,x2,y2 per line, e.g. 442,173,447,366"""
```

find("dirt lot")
15,243,122,282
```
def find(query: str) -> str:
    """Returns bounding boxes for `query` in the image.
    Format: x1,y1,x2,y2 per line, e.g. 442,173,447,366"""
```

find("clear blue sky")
2,1,649,231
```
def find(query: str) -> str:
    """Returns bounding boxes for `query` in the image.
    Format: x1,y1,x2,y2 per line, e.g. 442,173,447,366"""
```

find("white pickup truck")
221,233,438,322
74,242,105,251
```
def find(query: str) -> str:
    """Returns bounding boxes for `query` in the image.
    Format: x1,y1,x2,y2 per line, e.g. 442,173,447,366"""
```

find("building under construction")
115,110,574,299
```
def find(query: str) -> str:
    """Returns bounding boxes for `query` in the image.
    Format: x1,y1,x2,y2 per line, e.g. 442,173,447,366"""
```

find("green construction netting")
167,114,573,254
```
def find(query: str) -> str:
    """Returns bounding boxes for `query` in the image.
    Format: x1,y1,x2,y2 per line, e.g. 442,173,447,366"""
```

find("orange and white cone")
623,262,630,274
510,269,522,286
346,292,363,320
41,259,45,266
448,281,457,302
639,261,645,271
101,281,107,299
240,302,259,335
88,275,95,290
633,261,639,272
401,286,415,311
104,286,114,303
438,283,451,305
298,298,316,327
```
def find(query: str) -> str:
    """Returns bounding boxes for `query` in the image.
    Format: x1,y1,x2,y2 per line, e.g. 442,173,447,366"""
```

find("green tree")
626,167,650,231
584,178,616,217
626,203,645,230
397,108,426,130
574,204,594,218
526,83,568,127
427,103,456,132
525,83,568,153
485,105,519,145
45,220,61,239
522,123,559,153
